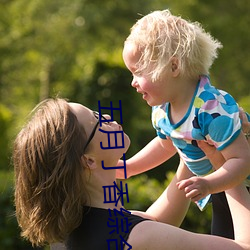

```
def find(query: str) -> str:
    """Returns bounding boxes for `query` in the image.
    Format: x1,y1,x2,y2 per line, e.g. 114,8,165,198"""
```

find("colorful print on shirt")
152,75,241,176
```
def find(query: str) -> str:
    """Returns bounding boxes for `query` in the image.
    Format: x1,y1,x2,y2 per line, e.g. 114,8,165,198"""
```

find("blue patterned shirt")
152,75,242,176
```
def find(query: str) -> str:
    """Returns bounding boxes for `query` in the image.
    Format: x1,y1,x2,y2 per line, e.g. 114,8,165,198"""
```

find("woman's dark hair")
13,98,88,246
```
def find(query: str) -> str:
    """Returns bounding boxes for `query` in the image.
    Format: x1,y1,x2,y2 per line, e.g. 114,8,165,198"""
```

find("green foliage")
124,174,165,211
0,0,249,248
0,104,13,170
239,95,250,113
0,171,44,250
185,1,250,100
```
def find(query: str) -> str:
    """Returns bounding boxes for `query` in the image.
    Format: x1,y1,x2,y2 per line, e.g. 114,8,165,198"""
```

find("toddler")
121,9,250,238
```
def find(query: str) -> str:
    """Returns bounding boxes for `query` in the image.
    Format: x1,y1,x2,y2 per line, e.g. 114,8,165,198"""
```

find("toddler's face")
123,43,173,106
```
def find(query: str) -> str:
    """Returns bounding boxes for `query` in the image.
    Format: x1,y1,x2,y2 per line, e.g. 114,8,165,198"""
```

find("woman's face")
68,103,130,163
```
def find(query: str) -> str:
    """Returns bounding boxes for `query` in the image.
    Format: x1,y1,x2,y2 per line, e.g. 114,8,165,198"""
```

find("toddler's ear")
171,63,178,72
171,57,180,76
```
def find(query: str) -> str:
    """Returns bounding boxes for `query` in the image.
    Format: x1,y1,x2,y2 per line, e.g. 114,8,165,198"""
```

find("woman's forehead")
68,102,91,114
68,103,96,132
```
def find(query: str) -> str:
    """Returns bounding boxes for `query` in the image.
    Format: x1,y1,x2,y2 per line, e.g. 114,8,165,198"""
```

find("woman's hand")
239,107,250,140
177,108,250,201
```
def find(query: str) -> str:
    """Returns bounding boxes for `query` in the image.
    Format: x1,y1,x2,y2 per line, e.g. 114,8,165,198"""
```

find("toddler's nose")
131,78,138,88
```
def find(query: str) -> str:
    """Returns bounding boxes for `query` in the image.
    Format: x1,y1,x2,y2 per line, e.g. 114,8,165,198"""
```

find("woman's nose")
103,114,111,120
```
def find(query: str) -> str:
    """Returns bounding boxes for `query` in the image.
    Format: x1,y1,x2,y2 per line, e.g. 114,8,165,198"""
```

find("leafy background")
0,0,249,249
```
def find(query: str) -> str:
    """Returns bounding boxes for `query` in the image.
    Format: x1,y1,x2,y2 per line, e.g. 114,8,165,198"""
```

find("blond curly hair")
125,9,222,81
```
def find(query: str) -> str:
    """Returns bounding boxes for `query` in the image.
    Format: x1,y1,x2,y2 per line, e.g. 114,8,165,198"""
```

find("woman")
13,98,250,249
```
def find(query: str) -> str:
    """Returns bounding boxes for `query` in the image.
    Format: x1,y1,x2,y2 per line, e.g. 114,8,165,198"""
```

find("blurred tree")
0,171,43,250
0,0,249,248
239,95,250,112
1,0,248,159
0,105,12,169
185,0,250,100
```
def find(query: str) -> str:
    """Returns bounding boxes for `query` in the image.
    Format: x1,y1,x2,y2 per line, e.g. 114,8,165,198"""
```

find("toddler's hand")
177,176,211,202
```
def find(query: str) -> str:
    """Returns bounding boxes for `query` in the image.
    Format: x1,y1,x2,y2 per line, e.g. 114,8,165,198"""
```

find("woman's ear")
82,155,97,169
170,57,180,77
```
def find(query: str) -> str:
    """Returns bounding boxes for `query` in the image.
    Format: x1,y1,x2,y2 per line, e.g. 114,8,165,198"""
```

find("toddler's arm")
116,137,177,178
178,132,250,201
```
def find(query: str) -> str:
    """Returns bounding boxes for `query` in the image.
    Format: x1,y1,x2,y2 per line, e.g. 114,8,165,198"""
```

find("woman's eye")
99,118,110,125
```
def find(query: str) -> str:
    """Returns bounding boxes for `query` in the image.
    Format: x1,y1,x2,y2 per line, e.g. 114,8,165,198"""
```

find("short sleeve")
197,90,241,150
152,105,170,140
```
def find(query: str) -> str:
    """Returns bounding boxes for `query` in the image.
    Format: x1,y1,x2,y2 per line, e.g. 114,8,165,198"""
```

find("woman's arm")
181,132,250,201
131,159,193,226
178,111,250,201
144,159,192,226
128,183,250,250
225,184,250,245
128,112,250,249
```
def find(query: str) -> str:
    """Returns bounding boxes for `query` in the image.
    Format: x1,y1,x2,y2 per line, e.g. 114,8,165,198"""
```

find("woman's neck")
84,167,123,210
